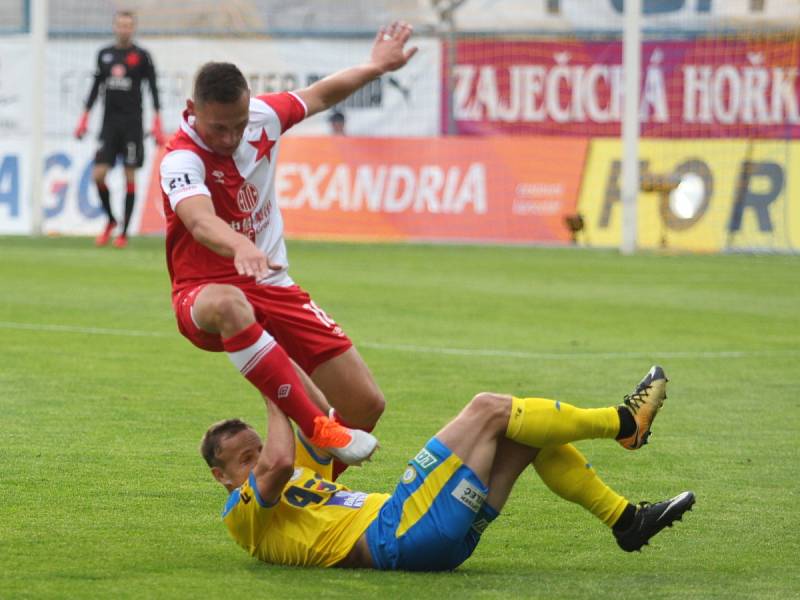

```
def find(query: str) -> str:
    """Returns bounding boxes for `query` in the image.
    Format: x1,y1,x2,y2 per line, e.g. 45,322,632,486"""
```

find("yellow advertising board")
578,139,799,252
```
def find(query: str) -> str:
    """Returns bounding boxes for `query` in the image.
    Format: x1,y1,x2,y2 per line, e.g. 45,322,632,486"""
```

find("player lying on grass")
201,366,695,570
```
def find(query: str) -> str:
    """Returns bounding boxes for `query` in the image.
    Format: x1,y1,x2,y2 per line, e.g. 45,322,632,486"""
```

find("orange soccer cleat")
309,416,378,466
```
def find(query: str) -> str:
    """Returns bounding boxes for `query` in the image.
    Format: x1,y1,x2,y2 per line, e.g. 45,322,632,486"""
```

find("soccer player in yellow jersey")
201,366,695,570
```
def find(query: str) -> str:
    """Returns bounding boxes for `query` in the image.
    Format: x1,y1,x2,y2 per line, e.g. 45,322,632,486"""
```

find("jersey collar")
180,109,213,152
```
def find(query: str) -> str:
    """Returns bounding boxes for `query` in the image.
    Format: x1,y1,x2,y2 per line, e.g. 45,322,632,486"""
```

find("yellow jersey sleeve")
222,472,277,556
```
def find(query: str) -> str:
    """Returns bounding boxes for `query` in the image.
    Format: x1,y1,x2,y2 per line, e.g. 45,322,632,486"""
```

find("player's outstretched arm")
295,20,417,117
252,400,296,505
175,194,282,279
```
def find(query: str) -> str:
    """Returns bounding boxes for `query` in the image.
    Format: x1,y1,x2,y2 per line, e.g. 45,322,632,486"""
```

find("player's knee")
468,392,512,428
361,389,385,428
205,286,253,328
339,388,385,430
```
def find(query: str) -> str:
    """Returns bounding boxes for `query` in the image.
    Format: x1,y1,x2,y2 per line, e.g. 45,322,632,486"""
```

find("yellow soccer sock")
533,444,628,527
505,396,620,448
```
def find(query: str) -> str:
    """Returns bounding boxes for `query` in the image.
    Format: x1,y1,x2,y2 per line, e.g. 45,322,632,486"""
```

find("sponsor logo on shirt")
277,384,291,399
168,174,202,197
327,490,368,509
107,63,132,91
229,194,272,240
451,478,486,513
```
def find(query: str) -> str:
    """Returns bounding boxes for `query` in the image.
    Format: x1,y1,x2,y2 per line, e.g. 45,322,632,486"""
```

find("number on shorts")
303,300,336,328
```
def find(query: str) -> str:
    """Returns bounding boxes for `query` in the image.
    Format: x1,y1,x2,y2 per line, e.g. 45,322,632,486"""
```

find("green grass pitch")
1,236,798,599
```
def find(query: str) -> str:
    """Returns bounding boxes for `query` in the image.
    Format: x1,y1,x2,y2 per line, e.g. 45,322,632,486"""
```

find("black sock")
122,188,135,235
612,503,637,533
97,183,115,223
615,406,636,439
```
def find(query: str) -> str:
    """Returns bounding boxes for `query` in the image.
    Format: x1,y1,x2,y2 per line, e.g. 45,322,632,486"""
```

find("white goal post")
621,0,641,255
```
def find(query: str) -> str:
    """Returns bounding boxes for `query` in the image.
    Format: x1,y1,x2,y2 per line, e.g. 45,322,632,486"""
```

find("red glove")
74,111,89,139
151,114,166,146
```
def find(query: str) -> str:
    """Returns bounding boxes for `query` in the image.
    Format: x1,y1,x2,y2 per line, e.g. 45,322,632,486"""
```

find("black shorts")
96,119,144,168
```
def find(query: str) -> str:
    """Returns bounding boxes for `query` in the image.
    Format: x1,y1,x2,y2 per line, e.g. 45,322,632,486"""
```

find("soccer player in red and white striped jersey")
160,22,417,468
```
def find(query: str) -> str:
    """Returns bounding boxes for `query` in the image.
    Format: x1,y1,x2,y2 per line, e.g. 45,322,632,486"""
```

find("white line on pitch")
360,342,798,360
0,321,170,338
1,320,796,361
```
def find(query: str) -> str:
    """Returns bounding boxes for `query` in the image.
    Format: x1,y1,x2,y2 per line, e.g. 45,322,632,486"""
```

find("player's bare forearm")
174,196,242,257
184,211,246,258
296,21,417,116
298,64,383,116
253,401,296,504
265,401,295,462
175,194,277,279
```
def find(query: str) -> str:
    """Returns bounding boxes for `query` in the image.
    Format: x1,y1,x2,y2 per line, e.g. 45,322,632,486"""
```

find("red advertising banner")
141,136,589,243
445,38,800,138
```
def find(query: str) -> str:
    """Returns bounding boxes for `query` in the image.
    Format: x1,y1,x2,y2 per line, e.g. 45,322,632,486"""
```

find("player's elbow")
270,451,296,479
183,213,209,238
279,448,296,471
185,214,221,248
272,461,295,487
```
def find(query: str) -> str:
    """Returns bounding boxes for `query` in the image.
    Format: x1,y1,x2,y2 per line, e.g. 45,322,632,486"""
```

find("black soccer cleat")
614,491,695,552
617,365,668,450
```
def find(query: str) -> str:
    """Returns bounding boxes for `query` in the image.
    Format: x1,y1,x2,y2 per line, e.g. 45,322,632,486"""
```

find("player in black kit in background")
74,10,164,248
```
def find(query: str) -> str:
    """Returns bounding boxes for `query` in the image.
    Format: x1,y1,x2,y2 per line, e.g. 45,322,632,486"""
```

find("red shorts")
172,282,353,374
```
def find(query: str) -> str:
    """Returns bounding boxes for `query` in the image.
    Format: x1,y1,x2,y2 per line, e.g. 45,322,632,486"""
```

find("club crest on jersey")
237,182,259,212
401,466,417,484
125,51,140,67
